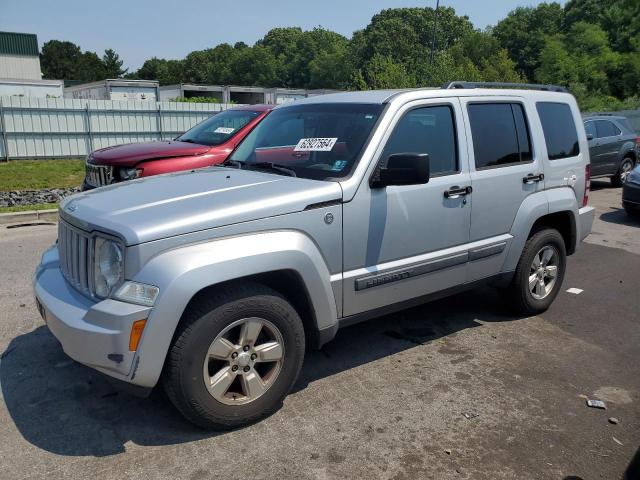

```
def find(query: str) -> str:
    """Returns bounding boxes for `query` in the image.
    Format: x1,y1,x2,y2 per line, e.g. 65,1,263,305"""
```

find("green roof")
0,32,39,57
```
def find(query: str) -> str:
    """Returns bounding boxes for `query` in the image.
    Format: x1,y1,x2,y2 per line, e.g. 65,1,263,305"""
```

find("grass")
0,202,58,213
0,159,84,191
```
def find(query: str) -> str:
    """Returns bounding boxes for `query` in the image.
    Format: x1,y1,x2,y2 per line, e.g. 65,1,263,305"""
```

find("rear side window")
595,120,621,138
382,105,458,175
536,102,580,160
467,103,532,169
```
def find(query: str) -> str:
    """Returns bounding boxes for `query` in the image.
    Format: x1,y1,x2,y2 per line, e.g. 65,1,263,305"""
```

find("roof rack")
442,81,569,93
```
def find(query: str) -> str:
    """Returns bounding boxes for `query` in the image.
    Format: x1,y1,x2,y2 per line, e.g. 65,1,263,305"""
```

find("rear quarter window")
536,102,580,160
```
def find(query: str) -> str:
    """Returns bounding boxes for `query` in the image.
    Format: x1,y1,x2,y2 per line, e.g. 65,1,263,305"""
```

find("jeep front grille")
58,220,92,296
85,163,114,187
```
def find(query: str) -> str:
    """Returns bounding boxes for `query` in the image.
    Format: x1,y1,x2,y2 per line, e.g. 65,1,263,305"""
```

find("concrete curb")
0,208,58,225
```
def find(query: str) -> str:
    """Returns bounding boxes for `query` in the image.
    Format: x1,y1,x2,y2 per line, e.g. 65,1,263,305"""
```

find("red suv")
83,104,273,190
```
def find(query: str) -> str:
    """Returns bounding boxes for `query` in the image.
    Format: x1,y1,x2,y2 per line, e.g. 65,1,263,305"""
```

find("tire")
624,204,640,219
611,157,635,188
508,228,567,316
162,282,305,430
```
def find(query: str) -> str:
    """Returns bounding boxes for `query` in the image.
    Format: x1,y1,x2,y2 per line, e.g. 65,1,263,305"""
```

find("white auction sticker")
294,137,338,152
214,127,235,134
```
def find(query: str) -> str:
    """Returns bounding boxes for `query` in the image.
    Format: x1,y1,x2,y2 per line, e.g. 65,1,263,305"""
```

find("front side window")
468,103,532,169
584,121,596,139
595,120,621,138
536,102,580,160
229,103,383,180
381,105,458,176
178,110,262,146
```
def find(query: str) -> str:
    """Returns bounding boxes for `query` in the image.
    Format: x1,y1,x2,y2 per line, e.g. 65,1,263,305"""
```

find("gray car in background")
583,115,639,186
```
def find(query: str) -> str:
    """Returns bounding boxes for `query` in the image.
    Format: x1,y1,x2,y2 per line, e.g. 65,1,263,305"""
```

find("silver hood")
59,167,343,245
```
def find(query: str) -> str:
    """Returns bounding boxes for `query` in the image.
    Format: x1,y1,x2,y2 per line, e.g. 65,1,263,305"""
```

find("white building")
0,31,64,98
64,79,160,101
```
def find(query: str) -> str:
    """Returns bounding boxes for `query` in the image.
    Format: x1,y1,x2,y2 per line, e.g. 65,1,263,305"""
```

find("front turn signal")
129,319,147,351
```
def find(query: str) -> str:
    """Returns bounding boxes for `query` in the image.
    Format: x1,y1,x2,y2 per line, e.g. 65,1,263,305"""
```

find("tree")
77,51,106,82
40,40,83,80
230,45,279,86
492,3,564,80
102,48,128,78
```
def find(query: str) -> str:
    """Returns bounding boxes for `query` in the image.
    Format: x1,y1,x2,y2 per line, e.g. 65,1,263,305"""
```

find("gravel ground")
0,182,638,480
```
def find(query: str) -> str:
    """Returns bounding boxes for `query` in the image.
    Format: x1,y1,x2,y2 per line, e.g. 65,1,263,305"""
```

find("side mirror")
371,153,430,188
586,133,594,141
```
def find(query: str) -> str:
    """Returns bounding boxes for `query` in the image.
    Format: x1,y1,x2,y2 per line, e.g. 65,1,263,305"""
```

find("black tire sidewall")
170,290,305,428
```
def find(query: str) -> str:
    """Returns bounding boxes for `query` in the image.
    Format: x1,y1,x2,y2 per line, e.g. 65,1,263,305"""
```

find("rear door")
595,120,623,175
460,97,542,282
585,120,608,176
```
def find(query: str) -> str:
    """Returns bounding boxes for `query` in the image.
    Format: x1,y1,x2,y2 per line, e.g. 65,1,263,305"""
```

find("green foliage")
40,40,127,82
45,2,639,111
168,97,221,103
102,49,128,78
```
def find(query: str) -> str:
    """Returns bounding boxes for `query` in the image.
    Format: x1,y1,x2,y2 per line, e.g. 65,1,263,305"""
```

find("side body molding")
503,187,579,272
129,230,338,388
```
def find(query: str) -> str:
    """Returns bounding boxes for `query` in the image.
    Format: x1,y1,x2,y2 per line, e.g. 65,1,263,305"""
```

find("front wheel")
611,157,635,187
508,228,567,315
162,283,305,430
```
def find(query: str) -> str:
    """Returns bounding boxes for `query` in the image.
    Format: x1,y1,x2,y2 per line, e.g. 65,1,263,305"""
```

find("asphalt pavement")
0,179,638,480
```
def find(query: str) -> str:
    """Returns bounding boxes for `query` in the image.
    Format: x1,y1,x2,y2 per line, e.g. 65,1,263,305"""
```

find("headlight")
118,167,143,180
626,167,640,185
94,237,123,298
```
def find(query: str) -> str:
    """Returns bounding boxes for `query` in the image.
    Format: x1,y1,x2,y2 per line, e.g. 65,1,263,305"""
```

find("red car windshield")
229,103,383,180
177,110,262,146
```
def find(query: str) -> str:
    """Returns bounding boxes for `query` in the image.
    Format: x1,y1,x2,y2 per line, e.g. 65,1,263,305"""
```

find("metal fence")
0,96,239,160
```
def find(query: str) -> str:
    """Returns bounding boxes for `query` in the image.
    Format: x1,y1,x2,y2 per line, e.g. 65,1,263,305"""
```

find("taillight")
583,164,591,207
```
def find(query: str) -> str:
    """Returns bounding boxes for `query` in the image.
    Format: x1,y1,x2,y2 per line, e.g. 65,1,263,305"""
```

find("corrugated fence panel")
0,96,240,159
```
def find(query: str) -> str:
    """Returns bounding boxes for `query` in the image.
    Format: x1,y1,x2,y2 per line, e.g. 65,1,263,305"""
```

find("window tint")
468,103,532,169
595,120,620,138
584,121,596,139
381,105,458,175
536,102,580,160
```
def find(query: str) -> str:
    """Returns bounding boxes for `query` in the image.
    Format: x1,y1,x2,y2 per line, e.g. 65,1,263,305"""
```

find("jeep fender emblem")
324,212,334,225
66,201,77,212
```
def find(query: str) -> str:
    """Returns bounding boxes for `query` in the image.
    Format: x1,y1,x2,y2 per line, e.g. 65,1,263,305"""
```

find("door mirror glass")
372,153,430,188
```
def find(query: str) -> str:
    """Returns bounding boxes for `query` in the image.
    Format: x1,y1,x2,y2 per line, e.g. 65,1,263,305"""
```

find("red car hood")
89,141,212,166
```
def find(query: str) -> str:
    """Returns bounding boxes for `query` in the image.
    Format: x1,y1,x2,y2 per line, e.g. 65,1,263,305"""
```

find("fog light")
114,281,159,307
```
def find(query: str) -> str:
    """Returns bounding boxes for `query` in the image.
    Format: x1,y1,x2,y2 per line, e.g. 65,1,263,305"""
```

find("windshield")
178,109,262,146
229,103,384,180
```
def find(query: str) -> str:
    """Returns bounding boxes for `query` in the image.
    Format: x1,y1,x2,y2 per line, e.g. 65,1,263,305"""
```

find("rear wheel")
163,283,305,430
508,228,566,315
611,157,635,187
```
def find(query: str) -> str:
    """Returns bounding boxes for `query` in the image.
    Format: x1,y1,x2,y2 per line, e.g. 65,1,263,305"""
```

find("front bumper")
622,181,640,210
33,245,151,383
578,205,596,242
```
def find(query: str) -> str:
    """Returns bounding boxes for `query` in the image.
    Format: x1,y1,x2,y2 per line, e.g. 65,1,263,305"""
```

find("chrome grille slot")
85,163,114,187
58,221,92,296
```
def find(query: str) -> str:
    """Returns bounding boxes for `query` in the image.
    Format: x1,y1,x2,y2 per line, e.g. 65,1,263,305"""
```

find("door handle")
444,186,472,198
523,173,544,184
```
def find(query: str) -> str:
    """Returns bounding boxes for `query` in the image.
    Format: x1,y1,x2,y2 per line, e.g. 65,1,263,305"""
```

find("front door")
342,99,471,317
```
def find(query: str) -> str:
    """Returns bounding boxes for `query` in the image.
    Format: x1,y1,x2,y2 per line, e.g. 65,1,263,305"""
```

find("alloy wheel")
202,317,285,405
528,245,560,300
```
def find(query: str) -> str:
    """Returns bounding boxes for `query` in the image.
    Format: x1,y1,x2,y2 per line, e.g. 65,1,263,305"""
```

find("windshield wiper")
247,162,297,177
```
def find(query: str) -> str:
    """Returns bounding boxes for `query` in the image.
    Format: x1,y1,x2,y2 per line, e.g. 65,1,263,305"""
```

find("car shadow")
1,286,521,457
599,207,640,227
590,179,613,191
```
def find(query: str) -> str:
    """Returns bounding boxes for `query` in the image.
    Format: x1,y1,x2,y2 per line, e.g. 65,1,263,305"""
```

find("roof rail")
442,81,569,93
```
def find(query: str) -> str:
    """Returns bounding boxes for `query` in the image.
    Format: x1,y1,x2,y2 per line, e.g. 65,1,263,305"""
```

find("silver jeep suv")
34,82,595,429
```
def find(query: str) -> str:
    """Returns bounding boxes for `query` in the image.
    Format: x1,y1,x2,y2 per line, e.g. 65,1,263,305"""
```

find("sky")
1,0,566,70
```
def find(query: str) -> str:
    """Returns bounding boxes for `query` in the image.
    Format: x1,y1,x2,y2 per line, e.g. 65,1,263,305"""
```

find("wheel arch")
129,230,339,388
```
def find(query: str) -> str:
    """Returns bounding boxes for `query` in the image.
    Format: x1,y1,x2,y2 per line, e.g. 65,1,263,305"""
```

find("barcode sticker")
214,127,235,134
294,137,338,152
